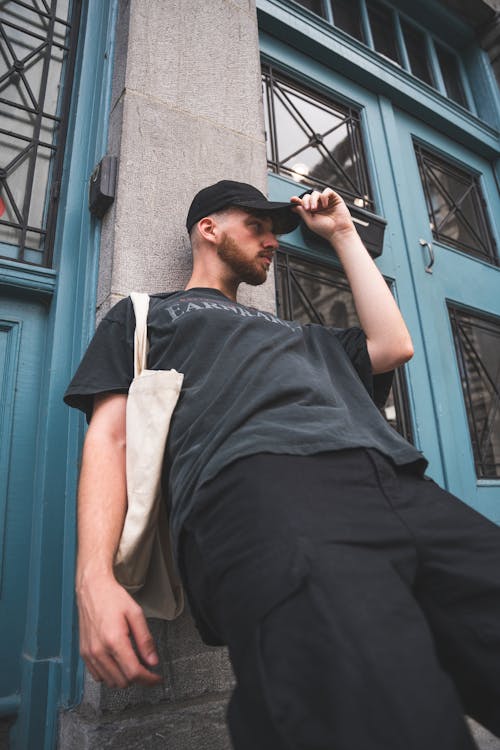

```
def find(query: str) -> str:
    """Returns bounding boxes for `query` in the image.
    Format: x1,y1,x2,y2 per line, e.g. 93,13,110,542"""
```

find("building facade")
0,0,499,747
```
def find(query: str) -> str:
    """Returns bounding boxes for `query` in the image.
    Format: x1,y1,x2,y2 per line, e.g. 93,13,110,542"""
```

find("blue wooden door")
0,293,48,712
263,33,500,523
391,110,500,521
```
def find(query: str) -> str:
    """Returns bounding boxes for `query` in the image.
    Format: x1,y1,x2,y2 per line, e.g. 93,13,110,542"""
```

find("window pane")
366,0,400,64
0,0,80,266
435,43,467,107
401,20,433,86
275,250,414,440
262,67,374,210
292,0,326,17
330,0,364,42
448,306,500,479
415,145,497,265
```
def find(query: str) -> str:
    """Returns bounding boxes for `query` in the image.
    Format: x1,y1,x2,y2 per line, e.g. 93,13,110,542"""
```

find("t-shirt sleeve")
333,325,394,408
63,297,135,422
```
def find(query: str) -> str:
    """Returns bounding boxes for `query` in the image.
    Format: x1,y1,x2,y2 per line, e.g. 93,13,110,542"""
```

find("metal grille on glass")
415,144,498,266
448,305,500,479
262,66,374,210
275,249,414,442
0,0,81,266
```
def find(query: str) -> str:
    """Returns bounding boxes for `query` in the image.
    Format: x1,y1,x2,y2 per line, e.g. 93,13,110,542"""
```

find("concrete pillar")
59,0,268,746
96,0,274,319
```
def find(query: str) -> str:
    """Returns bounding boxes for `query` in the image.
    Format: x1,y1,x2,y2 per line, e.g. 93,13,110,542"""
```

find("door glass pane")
262,66,374,210
415,144,497,265
448,306,500,479
0,0,81,266
401,20,433,86
330,0,364,42
276,250,414,441
366,0,400,64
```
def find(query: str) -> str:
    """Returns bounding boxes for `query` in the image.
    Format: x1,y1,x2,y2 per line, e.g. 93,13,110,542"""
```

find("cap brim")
233,199,301,235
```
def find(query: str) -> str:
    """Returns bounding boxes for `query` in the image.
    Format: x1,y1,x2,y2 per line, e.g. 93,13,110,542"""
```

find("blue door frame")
0,2,118,747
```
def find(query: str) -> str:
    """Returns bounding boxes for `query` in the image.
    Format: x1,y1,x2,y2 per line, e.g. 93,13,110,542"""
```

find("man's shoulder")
150,291,183,300
148,291,185,303
105,291,182,321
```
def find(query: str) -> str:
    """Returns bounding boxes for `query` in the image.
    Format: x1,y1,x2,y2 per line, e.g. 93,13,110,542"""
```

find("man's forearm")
330,227,414,371
76,435,126,586
291,189,414,373
76,395,128,592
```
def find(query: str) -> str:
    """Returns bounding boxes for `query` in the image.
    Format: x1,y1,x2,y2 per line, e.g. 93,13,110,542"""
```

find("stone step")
58,694,232,750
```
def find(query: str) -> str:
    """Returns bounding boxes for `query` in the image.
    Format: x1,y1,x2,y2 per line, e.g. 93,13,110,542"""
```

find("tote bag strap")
130,292,150,377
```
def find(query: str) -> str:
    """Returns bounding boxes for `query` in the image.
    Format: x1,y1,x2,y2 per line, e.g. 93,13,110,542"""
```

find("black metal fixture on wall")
89,155,117,219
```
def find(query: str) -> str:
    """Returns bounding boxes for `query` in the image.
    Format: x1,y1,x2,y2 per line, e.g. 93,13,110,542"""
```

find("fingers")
108,631,162,687
83,631,162,688
85,660,103,683
128,606,159,667
79,583,162,688
87,649,131,689
290,188,340,213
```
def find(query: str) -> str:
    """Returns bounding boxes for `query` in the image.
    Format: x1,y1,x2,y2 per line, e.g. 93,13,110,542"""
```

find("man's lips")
259,253,273,265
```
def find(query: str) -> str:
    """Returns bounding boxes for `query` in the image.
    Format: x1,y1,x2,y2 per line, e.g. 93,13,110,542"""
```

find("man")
65,181,500,750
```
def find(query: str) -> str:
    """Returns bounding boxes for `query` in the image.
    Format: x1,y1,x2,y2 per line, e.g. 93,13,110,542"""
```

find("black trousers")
178,449,500,750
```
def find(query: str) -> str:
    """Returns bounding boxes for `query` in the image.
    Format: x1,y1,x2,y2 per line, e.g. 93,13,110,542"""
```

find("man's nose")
263,232,279,250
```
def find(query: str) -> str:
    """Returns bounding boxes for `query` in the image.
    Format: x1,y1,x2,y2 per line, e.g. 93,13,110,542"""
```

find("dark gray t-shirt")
64,288,427,555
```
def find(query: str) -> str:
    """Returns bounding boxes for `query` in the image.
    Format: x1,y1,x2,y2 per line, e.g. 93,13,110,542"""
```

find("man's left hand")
290,188,355,243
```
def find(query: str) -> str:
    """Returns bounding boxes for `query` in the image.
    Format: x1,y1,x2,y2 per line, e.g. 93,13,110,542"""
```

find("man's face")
215,209,279,286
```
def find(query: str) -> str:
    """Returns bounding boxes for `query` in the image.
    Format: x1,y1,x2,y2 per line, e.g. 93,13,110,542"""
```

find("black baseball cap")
186,180,301,235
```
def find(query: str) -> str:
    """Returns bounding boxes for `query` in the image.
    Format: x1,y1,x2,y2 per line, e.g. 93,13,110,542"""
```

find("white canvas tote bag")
114,292,185,619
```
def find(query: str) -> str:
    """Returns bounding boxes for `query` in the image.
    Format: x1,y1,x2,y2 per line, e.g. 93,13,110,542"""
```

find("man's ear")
197,217,218,244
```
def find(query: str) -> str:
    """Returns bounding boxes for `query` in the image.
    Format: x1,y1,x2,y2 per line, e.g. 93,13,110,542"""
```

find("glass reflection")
416,146,495,263
435,44,467,107
449,306,500,478
276,251,413,440
330,0,364,42
292,0,326,17
0,0,73,263
366,0,399,64
263,67,373,210
402,21,433,86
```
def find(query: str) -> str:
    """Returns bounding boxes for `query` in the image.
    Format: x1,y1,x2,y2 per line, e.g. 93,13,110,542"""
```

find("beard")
216,232,268,286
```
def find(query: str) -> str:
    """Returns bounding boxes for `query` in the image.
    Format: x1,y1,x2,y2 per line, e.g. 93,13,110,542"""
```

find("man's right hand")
77,573,162,688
